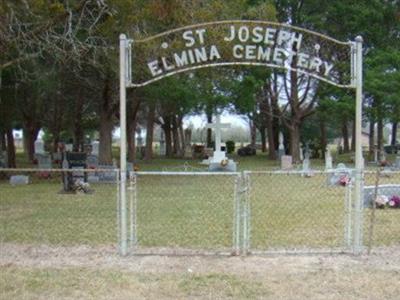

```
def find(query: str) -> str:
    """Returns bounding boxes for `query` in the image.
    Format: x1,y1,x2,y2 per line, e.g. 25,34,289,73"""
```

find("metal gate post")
242,171,251,255
233,175,241,255
128,172,137,249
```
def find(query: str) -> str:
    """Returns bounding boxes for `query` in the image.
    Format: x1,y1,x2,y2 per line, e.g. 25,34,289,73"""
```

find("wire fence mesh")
128,172,240,255
1,168,399,255
0,169,119,247
245,171,349,254
363,170,400,252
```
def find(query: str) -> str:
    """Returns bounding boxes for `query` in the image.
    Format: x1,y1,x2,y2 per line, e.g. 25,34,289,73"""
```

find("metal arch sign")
117,21,365,256
124,20,355,88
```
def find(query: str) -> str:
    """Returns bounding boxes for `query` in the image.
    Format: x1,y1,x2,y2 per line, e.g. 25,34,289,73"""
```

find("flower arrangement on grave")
338,175,350,186
388,195,400,208
374,195,400,209
73,180,92,194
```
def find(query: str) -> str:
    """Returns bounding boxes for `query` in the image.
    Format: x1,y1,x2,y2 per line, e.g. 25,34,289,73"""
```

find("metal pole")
119,34,128,256
353,35,364,255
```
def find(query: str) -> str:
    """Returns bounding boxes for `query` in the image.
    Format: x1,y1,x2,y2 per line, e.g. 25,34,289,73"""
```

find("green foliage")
225,140,235,154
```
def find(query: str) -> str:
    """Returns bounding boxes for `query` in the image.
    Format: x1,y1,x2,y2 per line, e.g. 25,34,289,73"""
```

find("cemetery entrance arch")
118,21,364,256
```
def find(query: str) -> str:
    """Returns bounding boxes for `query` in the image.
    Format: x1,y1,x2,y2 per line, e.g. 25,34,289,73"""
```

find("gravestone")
278,132,285,160
204,114,237,172
91,141,100,156
299,144,304,162
36,153,52,178
10,175,30,185
327,163,353,186
34,138,45,155
281,155,293,170
60,152,88,193
373,146,378,164
65,144,73,152
98,164,117,182
395,156,400,170
159,131,166,156
363,184,400,207
184,129,192,159
86,154,100,183
325,149,333,170
301,156,313,177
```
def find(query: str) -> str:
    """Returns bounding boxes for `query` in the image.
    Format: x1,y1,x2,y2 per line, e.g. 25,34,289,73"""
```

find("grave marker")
281,155,293,170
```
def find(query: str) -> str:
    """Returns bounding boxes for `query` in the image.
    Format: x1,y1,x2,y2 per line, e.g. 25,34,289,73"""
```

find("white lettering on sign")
146,24,337,80
147,45,221,76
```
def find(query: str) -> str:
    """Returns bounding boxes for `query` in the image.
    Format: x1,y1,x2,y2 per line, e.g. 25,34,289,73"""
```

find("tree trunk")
377,118,384,159
178,116,185,156
73,92,84,152
391,122,398,146
351,121,356,152
0,131,6,151
206,111,212,148
250,118,257,147
144,104,155,161
369,121,375,156
163,117,173,157
319,119,327,159
341,121,350,153
6,128,16,168
23,124,40,162
171,116,181,157
289,124,301,162
99,78,114,165
260,127,267,152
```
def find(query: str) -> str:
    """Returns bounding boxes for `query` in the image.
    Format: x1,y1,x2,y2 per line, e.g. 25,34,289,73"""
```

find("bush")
225,140,235,154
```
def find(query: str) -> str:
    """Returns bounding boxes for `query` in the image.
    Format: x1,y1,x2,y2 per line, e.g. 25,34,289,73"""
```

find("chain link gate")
118,170,399,256
125,172,242,255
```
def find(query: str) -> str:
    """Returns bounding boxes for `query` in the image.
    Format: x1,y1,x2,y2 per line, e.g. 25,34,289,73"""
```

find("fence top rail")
0,168,120,173
131,171,240,176
364,184,400,189
244,169,400,175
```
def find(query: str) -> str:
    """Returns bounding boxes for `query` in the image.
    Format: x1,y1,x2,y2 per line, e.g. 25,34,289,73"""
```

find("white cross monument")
206,114,230,163
203,114,237,171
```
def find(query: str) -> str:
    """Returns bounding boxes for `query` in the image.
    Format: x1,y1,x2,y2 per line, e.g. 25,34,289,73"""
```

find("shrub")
226,140,235,154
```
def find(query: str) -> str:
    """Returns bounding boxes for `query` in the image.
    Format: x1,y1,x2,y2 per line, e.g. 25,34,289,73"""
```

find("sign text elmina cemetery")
129,21,354,88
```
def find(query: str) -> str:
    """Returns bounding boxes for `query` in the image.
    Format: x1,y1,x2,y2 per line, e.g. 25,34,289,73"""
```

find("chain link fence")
0,169,119,247
1,168,399,255
127,172,240,255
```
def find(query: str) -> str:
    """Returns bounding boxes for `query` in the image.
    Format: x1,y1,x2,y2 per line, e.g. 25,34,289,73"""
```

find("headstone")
325,149,333,170
299,144,304,162
327,163,353,186
159,131,166,156
91,141,100,156
281,155,293,170
184,129,192,159
36,153,52,178
373,146,378,163
395,156,400,170
205,114,237,171
98,164,117,182
363,184,400,207
34,138,45,155
10,175,29,185
278,132,285,159
60,152,88,193
301,156,314,177
86,154,99,169
65,144,73,152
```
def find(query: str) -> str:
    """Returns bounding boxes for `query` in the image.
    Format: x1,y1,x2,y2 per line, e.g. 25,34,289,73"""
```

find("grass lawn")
1,164,399,251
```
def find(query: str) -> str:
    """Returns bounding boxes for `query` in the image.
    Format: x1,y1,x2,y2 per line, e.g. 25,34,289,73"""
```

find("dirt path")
1,244,400,299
